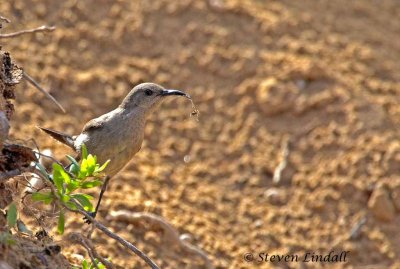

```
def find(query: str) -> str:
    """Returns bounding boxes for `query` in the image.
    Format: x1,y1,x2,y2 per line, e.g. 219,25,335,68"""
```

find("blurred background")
2,0,400,268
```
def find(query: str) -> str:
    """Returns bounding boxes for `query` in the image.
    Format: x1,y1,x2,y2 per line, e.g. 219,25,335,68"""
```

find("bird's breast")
73,113,146,177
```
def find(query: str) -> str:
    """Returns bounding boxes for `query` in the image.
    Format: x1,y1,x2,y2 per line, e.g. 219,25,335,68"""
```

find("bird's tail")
37,126,75,149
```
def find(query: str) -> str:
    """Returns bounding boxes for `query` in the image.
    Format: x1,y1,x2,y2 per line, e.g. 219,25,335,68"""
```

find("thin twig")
272,139,290,185
78,208,160,269
0,15,11,23
0,25,55,38
68,232,113,269
61,199,160,269
349,216,367,240
109,210,214,269
22,173,36,191
34,152,64,167
23,71,66,113
32,171,159,268
70,234,101,269
331,216,368,249
85,244,100,269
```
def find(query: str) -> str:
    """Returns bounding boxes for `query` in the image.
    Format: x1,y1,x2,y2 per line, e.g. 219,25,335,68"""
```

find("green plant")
6,202,17,228
71,258,106,269
82,258,106,269
32,144,110,234
0,232,16,246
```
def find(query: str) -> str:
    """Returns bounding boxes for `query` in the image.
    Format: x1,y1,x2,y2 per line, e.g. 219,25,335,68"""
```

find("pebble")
391,185,400,212
264,188,286,205
368,185,396,222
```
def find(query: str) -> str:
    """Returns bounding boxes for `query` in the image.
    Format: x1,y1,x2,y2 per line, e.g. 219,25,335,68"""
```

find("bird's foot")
83,211,96,224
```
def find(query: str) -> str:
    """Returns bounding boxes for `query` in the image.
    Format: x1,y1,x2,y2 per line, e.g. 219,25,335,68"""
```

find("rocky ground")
1,0,400,268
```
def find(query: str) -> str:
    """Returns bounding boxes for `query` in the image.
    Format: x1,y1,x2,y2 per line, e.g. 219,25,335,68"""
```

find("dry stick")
68,235,101,269
0,15,11,23
109,211,214,269
84,243,100,269
331,216,367,249
272,139,290,185
65,201,160,269
23,72,66,113
38,178,159,269
68,232,113,269
349,216,367,240
21,173,36,191
0,25,55,38
34,151,64,168
0,23,63,113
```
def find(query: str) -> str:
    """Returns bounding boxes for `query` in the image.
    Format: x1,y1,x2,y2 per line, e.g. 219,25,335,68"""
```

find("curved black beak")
160,89,187,97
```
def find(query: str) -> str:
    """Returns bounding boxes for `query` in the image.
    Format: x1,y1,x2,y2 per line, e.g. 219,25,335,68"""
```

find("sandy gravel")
2,0,400,268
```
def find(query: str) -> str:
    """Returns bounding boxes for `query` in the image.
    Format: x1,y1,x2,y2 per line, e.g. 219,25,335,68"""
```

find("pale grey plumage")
38,82,187,220
39,82,187,177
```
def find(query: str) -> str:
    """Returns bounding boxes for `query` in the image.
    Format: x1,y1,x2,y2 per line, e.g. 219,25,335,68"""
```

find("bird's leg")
94,175,111,214
84,175,111,224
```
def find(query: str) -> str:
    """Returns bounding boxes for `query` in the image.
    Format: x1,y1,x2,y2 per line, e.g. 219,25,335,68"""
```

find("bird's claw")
83,211,96,224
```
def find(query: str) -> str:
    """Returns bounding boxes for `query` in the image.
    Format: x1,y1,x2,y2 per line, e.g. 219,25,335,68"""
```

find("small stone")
264,188,286,205
180,233,193,242
295,79,306,90
183,155,191,163
368,185,396,222
391,185,400,212
254,219,263,228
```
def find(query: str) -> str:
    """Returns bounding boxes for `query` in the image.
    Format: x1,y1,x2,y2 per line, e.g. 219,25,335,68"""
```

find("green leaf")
69,164,80,176
79,159,88,179
57,209,65,235
59,165,71,184
81,144,88,159
52,163,66,193
80,180,103,189
66,154,80,168
31,192,54,204
35,162,50,180
60,194,70,203
86,154,96,175
89,259,105,269
65,201,78,210
66,155,80,176
82,259,89,269
0,232,16,246
71,194,94,212
66,180,80,193
95,160,110,173
7,203,17,228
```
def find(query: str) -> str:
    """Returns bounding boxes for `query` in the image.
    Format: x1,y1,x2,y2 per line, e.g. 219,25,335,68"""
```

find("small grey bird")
39,82,187,221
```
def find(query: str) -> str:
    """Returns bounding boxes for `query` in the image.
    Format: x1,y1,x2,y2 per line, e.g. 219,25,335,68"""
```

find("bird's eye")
145,89,153,96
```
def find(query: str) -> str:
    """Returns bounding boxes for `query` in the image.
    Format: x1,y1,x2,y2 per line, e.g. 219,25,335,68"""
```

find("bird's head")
120,82,187,114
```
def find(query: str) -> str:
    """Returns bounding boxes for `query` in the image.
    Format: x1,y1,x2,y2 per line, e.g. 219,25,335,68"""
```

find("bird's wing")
82,118,104,132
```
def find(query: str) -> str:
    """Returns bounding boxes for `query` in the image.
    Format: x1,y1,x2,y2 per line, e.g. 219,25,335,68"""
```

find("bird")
38,82,187,221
